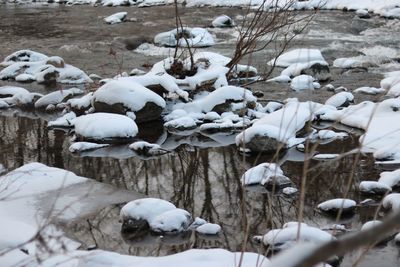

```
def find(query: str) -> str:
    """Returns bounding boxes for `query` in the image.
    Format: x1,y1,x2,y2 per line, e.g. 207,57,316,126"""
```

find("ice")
74,113,138,140
104,12,127,24
196,223,222,235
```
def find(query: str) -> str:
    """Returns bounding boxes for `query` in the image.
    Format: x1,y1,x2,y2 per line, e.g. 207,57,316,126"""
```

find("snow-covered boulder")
290,75,320,91
74,113,138,143
48,112,77,128
92,80,166,123
317,198,357,216
211,15,235,27
150,209,192,233
104,12,127,24
383,193,400,211
282,61,330,81
0,85,41,107
269,48,327,67
359,181,392,195
175,85,257,114
66,92,93,115
196,223,221,235
154,27,215,48
164,116,198,132
242,163,292,189
34,88,84,110
325,92,354,108
262,223,334,251
120,198,192,233
378,169,400,189
129,141,167,156
0,50,92,84
69,142,109,153
236,101,317,152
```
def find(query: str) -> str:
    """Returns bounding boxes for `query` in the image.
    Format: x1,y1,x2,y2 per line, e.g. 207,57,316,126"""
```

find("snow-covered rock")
378,169,400,188
74,113,138,142
262,223,334,251
35,88,84,110
104,12,127,24
325,92,354,108
383,193,400,211
0,50,92,84
290,75,320,91
317,198,357,215
154,27,215,48
92,79,166,123
66,92,93,114
150,208,192,233
211,15,235,27
48,112,76,128
354,86,385,95
129,141,167,156
359,181,392,195
164,116,197,131
69,142,109,153
196,223,221,235
282,61,330,81
242,163,292,189
269,48,327,67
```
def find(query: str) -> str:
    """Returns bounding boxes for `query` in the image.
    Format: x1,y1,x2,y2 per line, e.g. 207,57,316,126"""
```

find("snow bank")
0,50,92,84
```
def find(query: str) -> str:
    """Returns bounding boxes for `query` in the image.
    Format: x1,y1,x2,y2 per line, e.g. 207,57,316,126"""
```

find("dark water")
1,3,400,267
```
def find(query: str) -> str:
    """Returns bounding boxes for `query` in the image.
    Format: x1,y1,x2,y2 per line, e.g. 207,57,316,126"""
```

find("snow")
269,48,327,68
0,99,9,109
74,113,138,140
378,169,400,188
359,181,392,194
69,142,110,153
281,60,329,78
154,27,215,48
317,198,357,212
150,208,191,233
361,220,382,231
263,223,334,251
129,141,166,156
383,193,400,211
22,248,270,267
354,87,386,95
48,112,76,127
236,100,321,148
190,217,208,229
283,187,298,195
0,85,29,96
175,85,256,113
93,79,166,112
67,92,93,110
325,92,354,108
317,130,347,139
164,116,197,130
35,88,83,109
120,198,176,223
196,223,222,235
290,75,319,91
212,15,235,27
104,12,127,24
241,163,284,185
0,50,92,84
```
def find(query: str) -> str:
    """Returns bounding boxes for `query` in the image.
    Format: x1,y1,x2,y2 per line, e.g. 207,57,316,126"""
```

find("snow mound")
269,48,327,68
74,113,138,142
154,27,215,48
0,50,92,84
196,223,221,235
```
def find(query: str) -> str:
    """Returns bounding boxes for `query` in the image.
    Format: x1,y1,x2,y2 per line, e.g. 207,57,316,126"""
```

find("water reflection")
1,113,398,266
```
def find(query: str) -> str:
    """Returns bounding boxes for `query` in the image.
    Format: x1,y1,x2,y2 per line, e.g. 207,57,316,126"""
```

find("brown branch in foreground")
269,210,400,267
